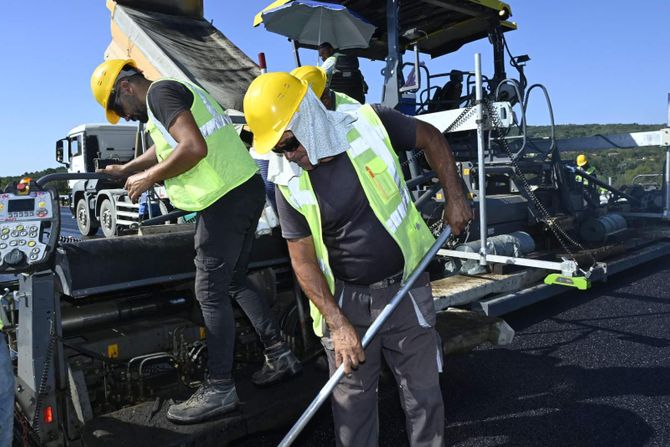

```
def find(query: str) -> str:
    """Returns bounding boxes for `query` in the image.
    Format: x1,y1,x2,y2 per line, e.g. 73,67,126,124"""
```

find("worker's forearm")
144,142,204,184
289,244,348,331
420,124,466,202
124,146,158,174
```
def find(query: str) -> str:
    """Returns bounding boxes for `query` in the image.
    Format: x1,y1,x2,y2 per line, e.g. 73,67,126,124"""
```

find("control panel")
0,187,58,273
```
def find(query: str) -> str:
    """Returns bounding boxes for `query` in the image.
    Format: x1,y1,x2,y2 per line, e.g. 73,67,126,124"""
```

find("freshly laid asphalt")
235,255,670,447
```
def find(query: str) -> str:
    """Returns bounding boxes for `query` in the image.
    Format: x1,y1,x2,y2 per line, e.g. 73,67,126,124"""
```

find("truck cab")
56,124,162,237
56,123,137,188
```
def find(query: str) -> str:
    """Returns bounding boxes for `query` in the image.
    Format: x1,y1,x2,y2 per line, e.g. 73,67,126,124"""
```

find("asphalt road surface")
234,255,670,447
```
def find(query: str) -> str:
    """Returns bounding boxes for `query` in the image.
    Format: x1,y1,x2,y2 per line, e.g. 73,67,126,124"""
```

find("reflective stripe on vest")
146,79,258,211
279,104,435,336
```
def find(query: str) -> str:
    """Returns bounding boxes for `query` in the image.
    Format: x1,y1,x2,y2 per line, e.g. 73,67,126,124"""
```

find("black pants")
194,175,282,380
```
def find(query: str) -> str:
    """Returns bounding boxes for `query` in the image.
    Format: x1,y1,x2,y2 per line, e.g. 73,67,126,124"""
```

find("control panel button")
0,243,6,249
31,248,40,254
30,254,38,261
0,235,7,240
18,240,26,246
38,201,46,208
27,241,36,247
9,241,17,247
30,226,38,231
1,228,8,235
10,231,18,237
19,231,27,237
16,225,24,231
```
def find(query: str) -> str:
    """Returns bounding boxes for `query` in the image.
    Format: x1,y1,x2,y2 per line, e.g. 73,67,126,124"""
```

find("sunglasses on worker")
272,136,301,154
108,89,125,117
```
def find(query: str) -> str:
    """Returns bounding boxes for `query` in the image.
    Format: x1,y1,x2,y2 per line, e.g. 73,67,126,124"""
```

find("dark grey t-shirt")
147,80,194,129
275,105,417,284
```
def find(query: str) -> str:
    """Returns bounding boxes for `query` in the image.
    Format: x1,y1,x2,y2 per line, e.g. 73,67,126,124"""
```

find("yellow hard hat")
576,154,588,167
290,65,327,97
90,59,138,124
243,72,308,154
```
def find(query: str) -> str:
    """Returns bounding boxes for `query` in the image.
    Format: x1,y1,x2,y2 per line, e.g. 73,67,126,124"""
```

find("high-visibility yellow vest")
146,79,258,212
575,165,597,186
334,91,359,109
278,104,435,336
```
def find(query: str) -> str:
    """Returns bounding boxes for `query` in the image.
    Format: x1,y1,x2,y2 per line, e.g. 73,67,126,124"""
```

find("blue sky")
1,0,668,176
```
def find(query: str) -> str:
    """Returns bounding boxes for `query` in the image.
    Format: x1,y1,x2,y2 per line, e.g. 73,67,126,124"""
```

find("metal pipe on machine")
475,53,488,266
445,231,536,275
61,295,192,333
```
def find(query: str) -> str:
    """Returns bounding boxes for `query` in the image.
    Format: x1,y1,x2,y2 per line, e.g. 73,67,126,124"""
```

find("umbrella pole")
278,226,453,447
291,39,302,67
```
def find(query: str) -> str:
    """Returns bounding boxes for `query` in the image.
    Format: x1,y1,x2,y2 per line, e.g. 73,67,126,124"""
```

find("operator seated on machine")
244,72,472,447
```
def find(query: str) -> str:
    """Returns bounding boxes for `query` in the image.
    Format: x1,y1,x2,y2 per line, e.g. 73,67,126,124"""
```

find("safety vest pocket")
364,158,399,204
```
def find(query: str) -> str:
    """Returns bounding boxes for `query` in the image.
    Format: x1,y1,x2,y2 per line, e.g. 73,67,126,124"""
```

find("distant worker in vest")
575,153,607,198
318,42,368,103
90,60,301,424
575,153,595,185
244,72,472,447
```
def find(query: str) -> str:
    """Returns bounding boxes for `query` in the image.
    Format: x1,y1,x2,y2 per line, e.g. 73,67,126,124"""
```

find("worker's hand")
97,164,127,179
330,319,365,375
443,195,473,236
124,171,155,203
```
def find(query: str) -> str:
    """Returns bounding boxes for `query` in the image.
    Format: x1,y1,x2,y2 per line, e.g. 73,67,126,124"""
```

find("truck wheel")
76,198,98,236
99,199,117,238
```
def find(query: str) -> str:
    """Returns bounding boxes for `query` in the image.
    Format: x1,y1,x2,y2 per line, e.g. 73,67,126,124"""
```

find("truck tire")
99,198,117,238
76,198,98,236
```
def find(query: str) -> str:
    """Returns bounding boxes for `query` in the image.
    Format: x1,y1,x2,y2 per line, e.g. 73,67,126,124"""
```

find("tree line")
1,123,666,192
527,123,666,187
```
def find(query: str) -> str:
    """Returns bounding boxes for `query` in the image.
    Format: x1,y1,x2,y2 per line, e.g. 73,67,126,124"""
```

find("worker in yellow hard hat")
575,153,607,197
244,71,472,446
90,60,300,423
290,65,359,110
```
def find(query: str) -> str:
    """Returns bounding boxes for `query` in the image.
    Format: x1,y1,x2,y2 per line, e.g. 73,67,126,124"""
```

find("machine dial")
3,248,26,266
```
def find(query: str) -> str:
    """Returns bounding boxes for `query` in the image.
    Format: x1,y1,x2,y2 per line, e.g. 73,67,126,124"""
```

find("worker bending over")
90,60,300,424
244,72,472,447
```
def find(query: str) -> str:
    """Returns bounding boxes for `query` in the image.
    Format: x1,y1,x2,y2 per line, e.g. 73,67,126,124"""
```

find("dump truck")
4,0,670,446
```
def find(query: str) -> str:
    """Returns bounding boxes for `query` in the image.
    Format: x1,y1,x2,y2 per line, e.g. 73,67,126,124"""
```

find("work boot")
252,343,302,386
166,378,238,424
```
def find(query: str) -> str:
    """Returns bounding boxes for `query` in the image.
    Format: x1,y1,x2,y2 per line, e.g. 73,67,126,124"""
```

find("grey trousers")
322,273,444,447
